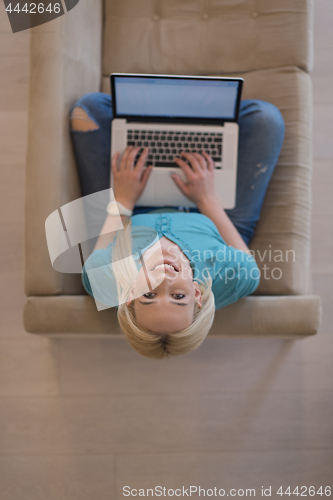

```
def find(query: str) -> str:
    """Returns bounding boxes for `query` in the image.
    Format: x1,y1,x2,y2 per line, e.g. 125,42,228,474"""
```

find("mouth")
150,259,179,272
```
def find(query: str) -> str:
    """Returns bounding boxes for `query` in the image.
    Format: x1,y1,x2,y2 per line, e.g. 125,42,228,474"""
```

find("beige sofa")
24,0,322,336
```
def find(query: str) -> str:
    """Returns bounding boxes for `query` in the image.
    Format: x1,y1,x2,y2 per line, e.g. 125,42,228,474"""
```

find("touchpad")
154,169,189,205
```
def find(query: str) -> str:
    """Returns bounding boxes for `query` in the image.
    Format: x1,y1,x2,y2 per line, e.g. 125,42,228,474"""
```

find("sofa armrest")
23,295,322,337
25,0,103,296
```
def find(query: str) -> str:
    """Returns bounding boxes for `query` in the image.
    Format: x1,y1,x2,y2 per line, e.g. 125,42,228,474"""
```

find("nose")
148,269,178,289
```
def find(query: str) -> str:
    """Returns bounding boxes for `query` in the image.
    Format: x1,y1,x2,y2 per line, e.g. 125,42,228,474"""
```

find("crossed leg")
70,93,285,245
71,107,99,132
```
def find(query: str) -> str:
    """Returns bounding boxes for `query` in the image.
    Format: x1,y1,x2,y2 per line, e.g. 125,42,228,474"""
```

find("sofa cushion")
103,0,313,76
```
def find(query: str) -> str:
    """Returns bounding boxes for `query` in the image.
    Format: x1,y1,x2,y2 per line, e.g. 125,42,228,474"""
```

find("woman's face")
127,238,202,333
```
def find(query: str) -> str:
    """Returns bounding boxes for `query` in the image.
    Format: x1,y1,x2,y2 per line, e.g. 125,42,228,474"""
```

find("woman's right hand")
111,146,153,211
171,151,218,209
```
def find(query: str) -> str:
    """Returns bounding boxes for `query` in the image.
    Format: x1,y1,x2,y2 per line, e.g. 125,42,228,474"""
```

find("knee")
70,92,111,132
250,100,285,139
73,92,107,108
71,107,99,132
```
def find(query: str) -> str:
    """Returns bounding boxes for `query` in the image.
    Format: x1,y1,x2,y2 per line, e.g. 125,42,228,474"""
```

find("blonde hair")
112,218,215,359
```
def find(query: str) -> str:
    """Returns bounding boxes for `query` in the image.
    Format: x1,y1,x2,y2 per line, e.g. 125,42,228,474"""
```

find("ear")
193,281,202,308
126,280,137,306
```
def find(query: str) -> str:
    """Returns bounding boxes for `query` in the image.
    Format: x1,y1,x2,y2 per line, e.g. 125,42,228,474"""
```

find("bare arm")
93,146,153,252
93,214,130,252
171,151,251,256
197,198,251,255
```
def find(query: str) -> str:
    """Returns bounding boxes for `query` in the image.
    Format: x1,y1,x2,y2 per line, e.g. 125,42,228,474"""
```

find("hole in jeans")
254,165,268,178
70,107,99,132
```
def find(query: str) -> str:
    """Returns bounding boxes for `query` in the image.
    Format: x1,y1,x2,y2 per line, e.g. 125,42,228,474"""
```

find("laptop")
110,73,243,209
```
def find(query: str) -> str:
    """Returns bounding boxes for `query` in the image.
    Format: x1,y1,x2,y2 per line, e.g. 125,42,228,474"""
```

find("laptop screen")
111,74,243,123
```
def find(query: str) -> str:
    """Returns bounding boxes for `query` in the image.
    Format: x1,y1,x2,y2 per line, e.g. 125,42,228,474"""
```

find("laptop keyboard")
127,129,223,169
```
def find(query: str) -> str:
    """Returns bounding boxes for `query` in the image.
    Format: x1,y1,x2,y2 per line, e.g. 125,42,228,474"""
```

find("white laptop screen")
111,74,243,122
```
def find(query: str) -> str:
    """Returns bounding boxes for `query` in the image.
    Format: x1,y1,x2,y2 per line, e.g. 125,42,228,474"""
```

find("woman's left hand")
171,151,217,209
111,146,153,211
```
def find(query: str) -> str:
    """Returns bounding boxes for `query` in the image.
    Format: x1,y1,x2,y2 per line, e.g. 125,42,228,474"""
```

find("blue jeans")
70,93,285,245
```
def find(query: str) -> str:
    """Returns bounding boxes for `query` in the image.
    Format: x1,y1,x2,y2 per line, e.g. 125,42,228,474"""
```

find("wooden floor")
0,2,332,499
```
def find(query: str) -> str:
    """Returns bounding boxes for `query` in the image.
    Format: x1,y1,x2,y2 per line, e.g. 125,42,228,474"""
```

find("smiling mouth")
150,259,179,272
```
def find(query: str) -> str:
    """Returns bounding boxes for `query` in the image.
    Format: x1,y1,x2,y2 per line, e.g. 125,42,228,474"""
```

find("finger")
126,146,141,170
140,164,154,186
201,151,215,171
174,156,195,178
111,152,120,174
120,146,133,170
170,173,189,197
180,152,201,172
135,147,149,173
193,152,207,170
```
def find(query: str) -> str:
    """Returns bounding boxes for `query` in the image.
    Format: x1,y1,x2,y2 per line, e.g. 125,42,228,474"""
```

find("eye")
172,294,186,300
142,292,156,299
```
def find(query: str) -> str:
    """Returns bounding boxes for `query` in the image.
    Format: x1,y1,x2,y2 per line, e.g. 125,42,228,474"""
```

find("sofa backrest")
103,0,313,77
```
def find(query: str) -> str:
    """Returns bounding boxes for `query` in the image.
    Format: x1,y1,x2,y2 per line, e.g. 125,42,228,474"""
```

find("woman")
70,93,285,359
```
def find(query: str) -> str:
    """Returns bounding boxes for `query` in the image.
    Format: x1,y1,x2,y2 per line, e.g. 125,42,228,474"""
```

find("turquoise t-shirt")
82,212,260,310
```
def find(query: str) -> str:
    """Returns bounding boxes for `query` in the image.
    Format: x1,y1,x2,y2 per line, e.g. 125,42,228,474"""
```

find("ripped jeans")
70,93,285,245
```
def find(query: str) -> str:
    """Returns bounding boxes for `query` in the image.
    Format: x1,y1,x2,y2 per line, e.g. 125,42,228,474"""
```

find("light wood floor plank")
0,112,28,165
0,166,25,223
0,223,24,281
57,334,333,396
313,104,333,160
0,456,115,500
0,278,27,339
0,337,60,396
0,391,332,455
